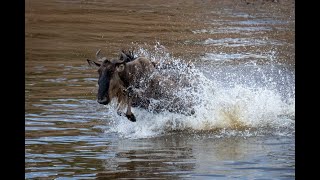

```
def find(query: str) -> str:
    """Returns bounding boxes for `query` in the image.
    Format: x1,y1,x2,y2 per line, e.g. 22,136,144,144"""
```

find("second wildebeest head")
87,50,130,105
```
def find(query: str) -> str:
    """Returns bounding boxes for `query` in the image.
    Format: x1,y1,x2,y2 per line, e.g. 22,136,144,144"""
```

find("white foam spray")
103,43,295,139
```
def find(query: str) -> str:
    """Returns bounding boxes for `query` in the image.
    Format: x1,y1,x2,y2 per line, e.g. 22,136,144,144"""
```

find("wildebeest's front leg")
125,87,136,122
126,98,136,122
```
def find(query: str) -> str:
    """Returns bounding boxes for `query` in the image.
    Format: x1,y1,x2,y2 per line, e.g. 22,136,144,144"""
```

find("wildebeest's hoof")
126,113,136,122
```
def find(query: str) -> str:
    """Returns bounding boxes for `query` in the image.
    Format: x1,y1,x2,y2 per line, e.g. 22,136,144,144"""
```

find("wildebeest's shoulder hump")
128,57,154,69
133,57,150,63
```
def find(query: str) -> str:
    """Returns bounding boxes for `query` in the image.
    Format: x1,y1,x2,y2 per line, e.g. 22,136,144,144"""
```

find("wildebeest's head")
87,49,129,105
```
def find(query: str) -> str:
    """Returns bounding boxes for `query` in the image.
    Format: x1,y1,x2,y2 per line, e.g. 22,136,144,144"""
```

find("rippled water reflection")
26,0,294,179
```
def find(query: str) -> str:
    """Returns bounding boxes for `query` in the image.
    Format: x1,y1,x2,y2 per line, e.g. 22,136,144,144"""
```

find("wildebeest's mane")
120,49,136,62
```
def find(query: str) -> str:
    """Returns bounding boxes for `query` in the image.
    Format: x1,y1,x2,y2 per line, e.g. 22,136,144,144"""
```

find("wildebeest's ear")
116,63,125,72
87,59,101,67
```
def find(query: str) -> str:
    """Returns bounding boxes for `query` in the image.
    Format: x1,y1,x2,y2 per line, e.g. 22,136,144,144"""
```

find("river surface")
25,0,295,179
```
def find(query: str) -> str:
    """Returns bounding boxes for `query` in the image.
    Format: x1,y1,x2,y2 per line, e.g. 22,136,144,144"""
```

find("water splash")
103,43,294,139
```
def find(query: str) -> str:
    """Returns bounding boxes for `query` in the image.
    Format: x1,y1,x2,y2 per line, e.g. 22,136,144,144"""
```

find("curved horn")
120,51,128,62
96,49,103,59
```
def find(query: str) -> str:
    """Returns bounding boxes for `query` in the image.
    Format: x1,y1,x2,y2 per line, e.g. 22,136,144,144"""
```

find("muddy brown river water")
25,0,295,179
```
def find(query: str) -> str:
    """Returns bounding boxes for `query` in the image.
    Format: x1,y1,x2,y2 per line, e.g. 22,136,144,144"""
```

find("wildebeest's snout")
97,97,109,105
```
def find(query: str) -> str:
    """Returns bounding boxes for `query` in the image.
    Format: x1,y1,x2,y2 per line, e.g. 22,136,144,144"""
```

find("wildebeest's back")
127,57,195,115
126,57,155,84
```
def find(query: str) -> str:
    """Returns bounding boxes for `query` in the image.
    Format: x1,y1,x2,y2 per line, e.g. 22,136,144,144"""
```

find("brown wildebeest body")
87,50,159,121
87,50,194,122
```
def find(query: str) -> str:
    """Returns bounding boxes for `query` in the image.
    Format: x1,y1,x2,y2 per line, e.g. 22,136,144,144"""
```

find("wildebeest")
87,49,195,122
